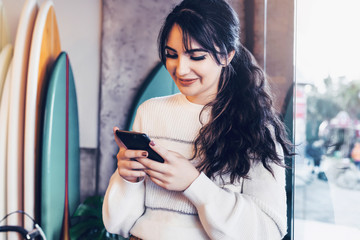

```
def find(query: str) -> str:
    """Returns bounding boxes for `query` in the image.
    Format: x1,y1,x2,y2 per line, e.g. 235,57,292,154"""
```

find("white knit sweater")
103,93,287,240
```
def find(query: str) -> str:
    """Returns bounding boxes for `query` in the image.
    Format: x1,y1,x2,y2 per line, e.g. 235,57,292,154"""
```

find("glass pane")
294,0,360,239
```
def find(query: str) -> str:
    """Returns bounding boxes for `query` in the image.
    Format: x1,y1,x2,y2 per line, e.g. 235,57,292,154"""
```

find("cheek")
195,61,221,78
191,61,210,75
165,60,176,75
208,59,223,73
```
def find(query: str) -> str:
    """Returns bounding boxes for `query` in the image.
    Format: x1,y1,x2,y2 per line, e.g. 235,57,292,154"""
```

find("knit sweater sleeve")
183,141,287,240
102,172,145,237
102,109,146,238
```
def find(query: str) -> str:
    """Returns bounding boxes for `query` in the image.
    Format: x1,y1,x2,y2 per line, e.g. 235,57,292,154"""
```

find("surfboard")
0,7,12,231
126,63,179,130
0,0,10,50
0,45,12,238
23,0,60,231
0,44,12,99
6,0,38,236
0,60,12,240
41,52,79,240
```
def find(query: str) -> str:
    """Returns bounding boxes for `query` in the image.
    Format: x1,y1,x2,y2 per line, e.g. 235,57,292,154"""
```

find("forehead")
166,24,202,50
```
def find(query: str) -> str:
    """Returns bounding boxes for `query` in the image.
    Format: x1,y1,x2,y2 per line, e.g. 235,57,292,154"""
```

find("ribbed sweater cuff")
111,170,144,192
183,172,220,207
120,175,145,185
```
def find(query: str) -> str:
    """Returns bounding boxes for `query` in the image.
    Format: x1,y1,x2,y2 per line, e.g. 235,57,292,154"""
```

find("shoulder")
136,93,184,113
141,93,181,106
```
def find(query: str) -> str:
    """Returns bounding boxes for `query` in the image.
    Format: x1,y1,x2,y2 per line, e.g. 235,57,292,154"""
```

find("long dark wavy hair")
158,0,292,183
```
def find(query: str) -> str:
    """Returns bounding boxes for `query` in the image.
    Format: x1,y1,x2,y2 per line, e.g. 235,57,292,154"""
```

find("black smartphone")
115,130,164,163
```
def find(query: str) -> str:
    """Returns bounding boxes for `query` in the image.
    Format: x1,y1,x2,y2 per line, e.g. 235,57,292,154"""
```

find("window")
294,0,360,239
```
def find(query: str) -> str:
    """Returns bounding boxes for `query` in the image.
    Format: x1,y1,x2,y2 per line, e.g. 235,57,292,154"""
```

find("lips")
178,78,198,86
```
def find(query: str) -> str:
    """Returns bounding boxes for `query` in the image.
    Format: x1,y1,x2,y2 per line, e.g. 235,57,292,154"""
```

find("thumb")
113,126,126,149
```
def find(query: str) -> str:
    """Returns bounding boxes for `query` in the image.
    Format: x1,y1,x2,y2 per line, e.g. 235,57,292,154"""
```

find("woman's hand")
113,127,147,182
137,140,200,191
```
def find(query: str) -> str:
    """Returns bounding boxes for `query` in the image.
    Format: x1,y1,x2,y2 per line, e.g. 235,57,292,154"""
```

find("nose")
176,55,190,76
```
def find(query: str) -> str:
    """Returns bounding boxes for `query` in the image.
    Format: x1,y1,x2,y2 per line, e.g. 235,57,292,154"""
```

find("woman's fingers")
118,167,146,178
122,149,148,159
117,148,148,162
113,127,149,182
148,176,166,189
119,159,146,170
137,157,167,174
144,168,168,182
113,126,125,148
117,158,147,182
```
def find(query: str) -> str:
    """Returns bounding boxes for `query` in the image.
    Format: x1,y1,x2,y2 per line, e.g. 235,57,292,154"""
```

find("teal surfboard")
126,62,179,130
41,52,80,239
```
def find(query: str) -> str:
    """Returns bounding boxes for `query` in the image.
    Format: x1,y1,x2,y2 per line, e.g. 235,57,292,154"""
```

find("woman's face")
165,24,223,105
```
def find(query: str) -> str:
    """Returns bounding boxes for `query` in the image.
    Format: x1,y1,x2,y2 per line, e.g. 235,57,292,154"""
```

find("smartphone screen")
115,130,164,163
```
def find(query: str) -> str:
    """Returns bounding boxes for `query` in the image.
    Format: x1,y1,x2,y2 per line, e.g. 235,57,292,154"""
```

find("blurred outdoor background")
294,0,360,239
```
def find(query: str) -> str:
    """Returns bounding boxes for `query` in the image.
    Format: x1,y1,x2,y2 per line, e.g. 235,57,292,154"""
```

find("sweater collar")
178,93,206,111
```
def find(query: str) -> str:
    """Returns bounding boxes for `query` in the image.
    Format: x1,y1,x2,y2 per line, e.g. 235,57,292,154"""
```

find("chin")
177,86,194,95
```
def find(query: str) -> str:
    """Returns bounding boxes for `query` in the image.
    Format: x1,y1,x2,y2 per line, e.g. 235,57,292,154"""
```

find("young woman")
103,0,292,239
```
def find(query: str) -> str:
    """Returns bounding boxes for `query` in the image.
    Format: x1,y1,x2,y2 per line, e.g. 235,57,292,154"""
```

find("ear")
226,50,236,65
221,50,236,66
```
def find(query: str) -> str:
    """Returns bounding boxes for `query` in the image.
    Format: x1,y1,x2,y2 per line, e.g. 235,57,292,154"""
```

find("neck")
186,94,216,105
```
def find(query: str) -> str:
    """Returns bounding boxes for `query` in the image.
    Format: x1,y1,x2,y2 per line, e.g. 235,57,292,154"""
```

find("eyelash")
165,53,177,59
165,53,206,61
191,56,206,61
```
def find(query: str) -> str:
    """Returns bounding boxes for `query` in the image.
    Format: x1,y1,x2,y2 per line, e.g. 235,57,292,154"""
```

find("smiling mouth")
178,78,198,85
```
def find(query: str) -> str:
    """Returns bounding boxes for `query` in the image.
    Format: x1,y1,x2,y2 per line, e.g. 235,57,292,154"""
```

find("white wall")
2,0,101,148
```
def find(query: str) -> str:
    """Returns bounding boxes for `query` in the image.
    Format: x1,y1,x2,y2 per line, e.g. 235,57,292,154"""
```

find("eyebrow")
165,46,208,54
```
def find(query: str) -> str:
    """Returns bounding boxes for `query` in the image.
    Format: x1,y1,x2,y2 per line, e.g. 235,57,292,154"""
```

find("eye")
190,55,206,61
188,50,208,61
165,53,178,59
165,49,177,59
